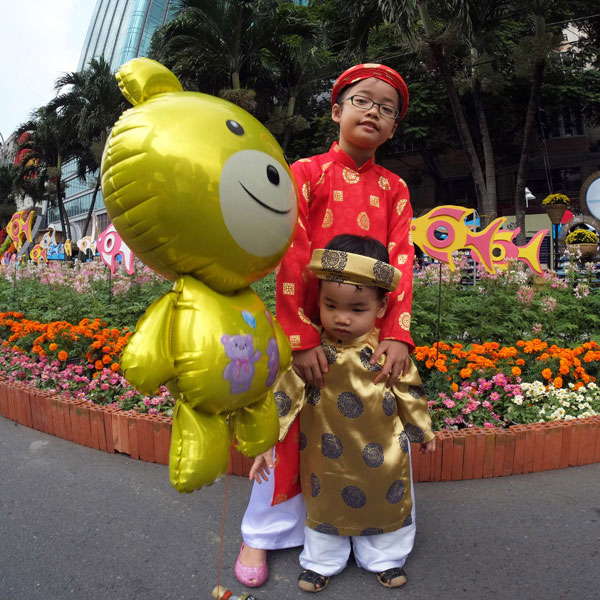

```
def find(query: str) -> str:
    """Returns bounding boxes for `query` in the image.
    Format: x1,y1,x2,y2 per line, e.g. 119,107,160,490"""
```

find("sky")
0,0,96,144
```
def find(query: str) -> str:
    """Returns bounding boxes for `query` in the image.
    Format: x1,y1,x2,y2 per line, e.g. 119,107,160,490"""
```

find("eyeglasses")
344,94,399,120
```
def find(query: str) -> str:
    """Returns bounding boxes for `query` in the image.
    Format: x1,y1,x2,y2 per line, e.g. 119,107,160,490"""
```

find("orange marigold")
553,377,563,388
95,360,104,370
49,343,58,351
102,354,111,364
451,382,459,392
110,363,120,372
511,367,521,376
460,368,472,379
541,368,552,380
516,359,525,366
58,351,68,361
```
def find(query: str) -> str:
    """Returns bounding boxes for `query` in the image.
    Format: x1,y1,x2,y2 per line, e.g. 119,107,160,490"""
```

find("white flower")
513,395,523,405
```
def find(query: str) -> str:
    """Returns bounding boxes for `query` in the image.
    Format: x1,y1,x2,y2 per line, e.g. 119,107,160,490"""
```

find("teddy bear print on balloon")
100,58,298,492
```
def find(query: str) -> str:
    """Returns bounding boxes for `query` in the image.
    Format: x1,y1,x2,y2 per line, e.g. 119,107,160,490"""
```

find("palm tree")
260,7,323,150
51,56,127,238
17,105,81,243
149,0,314,94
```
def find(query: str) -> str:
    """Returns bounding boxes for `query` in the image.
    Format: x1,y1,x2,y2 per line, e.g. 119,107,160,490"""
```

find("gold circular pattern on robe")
399,311,411,330
396,198,407,215
343,167,360,184
274,390,292,417
397,254,408,265
302,181,311,202
357,211,370,231
298,307,313,324
379,176,391,190
322,208,334,228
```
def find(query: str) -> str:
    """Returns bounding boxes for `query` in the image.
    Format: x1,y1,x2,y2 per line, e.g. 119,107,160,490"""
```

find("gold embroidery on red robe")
343,167,360,184
378,176,390,190
399,312,411,330
357,211,370,231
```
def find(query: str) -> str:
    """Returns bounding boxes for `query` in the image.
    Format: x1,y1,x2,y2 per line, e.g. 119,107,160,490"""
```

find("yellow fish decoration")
411,206,548,273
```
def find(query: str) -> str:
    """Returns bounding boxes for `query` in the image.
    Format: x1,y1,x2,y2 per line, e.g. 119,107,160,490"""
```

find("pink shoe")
234,543,269,588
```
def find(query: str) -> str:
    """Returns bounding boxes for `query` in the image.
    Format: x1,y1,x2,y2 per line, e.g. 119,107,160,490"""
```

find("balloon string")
217,469,231,594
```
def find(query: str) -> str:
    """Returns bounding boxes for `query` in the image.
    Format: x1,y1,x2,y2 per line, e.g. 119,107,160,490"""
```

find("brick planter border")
1,379,599,481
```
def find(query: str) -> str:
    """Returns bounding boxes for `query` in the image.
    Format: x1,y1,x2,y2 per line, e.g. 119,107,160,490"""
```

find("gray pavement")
1,415,599,600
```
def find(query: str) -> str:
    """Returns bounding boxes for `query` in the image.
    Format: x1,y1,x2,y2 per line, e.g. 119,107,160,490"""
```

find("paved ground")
1,415,599,600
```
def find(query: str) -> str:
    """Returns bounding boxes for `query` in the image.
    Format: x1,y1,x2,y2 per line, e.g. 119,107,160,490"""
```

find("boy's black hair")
324,234,390,299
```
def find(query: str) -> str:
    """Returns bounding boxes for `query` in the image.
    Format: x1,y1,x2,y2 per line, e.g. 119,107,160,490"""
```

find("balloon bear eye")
266,165,280,185
226,120,244,135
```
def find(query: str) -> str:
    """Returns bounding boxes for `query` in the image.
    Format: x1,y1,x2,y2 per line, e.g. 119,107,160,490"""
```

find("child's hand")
420,438,437,454
292,346,329,388
371,340,410,387
248,449,274,483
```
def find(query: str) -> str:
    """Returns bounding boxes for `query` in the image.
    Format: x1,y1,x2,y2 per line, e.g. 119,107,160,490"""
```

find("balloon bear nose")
266,165,280,185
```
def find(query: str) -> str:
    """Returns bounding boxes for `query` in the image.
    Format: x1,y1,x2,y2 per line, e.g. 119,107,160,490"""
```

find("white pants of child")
240,449,306,550
300,444,417,576
299,520,416,576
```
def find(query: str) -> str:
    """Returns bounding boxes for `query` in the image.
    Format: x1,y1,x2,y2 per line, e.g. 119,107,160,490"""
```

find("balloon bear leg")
169,401,231,492
233,391,280,458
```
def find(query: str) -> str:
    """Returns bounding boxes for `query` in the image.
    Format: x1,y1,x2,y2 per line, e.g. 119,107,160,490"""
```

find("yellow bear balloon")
101,58,297,492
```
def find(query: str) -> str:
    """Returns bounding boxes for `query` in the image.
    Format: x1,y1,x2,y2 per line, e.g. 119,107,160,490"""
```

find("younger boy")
270,234,435,592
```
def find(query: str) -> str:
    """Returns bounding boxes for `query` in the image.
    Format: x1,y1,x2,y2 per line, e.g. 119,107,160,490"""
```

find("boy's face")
332,77,399,157
318,280,388,341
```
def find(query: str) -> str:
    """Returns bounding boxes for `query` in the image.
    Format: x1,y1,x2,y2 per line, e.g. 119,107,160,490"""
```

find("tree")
51,57,127,237
17,105,81,243
149,0,312,95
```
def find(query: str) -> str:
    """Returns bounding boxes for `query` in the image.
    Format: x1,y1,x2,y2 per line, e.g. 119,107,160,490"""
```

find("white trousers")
240,452,306,550
241,447,417,569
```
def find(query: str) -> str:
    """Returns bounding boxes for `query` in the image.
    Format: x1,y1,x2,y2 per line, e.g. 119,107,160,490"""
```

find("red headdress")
331,63,409,121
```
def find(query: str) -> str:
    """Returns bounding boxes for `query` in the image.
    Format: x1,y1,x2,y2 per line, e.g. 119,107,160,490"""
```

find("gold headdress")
309,248,401,292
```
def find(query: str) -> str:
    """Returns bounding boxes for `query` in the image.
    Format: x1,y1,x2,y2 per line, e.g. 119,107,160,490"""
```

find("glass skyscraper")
78,0,178,71
52,0,177,236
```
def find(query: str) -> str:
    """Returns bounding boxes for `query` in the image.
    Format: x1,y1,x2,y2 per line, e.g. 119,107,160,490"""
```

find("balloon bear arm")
121,291,178,395
273,314,292,375
169,401,231,493
233,390,280,458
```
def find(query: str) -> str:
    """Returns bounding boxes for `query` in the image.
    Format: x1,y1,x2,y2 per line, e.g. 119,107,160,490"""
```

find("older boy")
236,64,418,588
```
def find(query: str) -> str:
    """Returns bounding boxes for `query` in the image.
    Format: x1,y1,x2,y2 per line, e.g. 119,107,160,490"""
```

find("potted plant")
565,228,599,259
542,193,570,225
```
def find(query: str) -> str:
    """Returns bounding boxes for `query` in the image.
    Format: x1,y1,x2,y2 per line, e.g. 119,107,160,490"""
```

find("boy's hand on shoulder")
249,448,275,483
420,438,437,454
292,346,328,388
371,340,410,387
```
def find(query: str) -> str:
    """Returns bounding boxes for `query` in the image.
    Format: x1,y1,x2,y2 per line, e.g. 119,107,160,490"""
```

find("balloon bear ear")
116,57,183,106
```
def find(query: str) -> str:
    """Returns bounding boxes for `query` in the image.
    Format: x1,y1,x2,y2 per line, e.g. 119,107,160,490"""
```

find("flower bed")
1,378,599,482
0,312,174,415
414,340,600,430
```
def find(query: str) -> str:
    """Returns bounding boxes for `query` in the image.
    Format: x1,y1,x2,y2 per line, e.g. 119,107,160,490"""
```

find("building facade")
50,0,176,238
78,0,177,72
